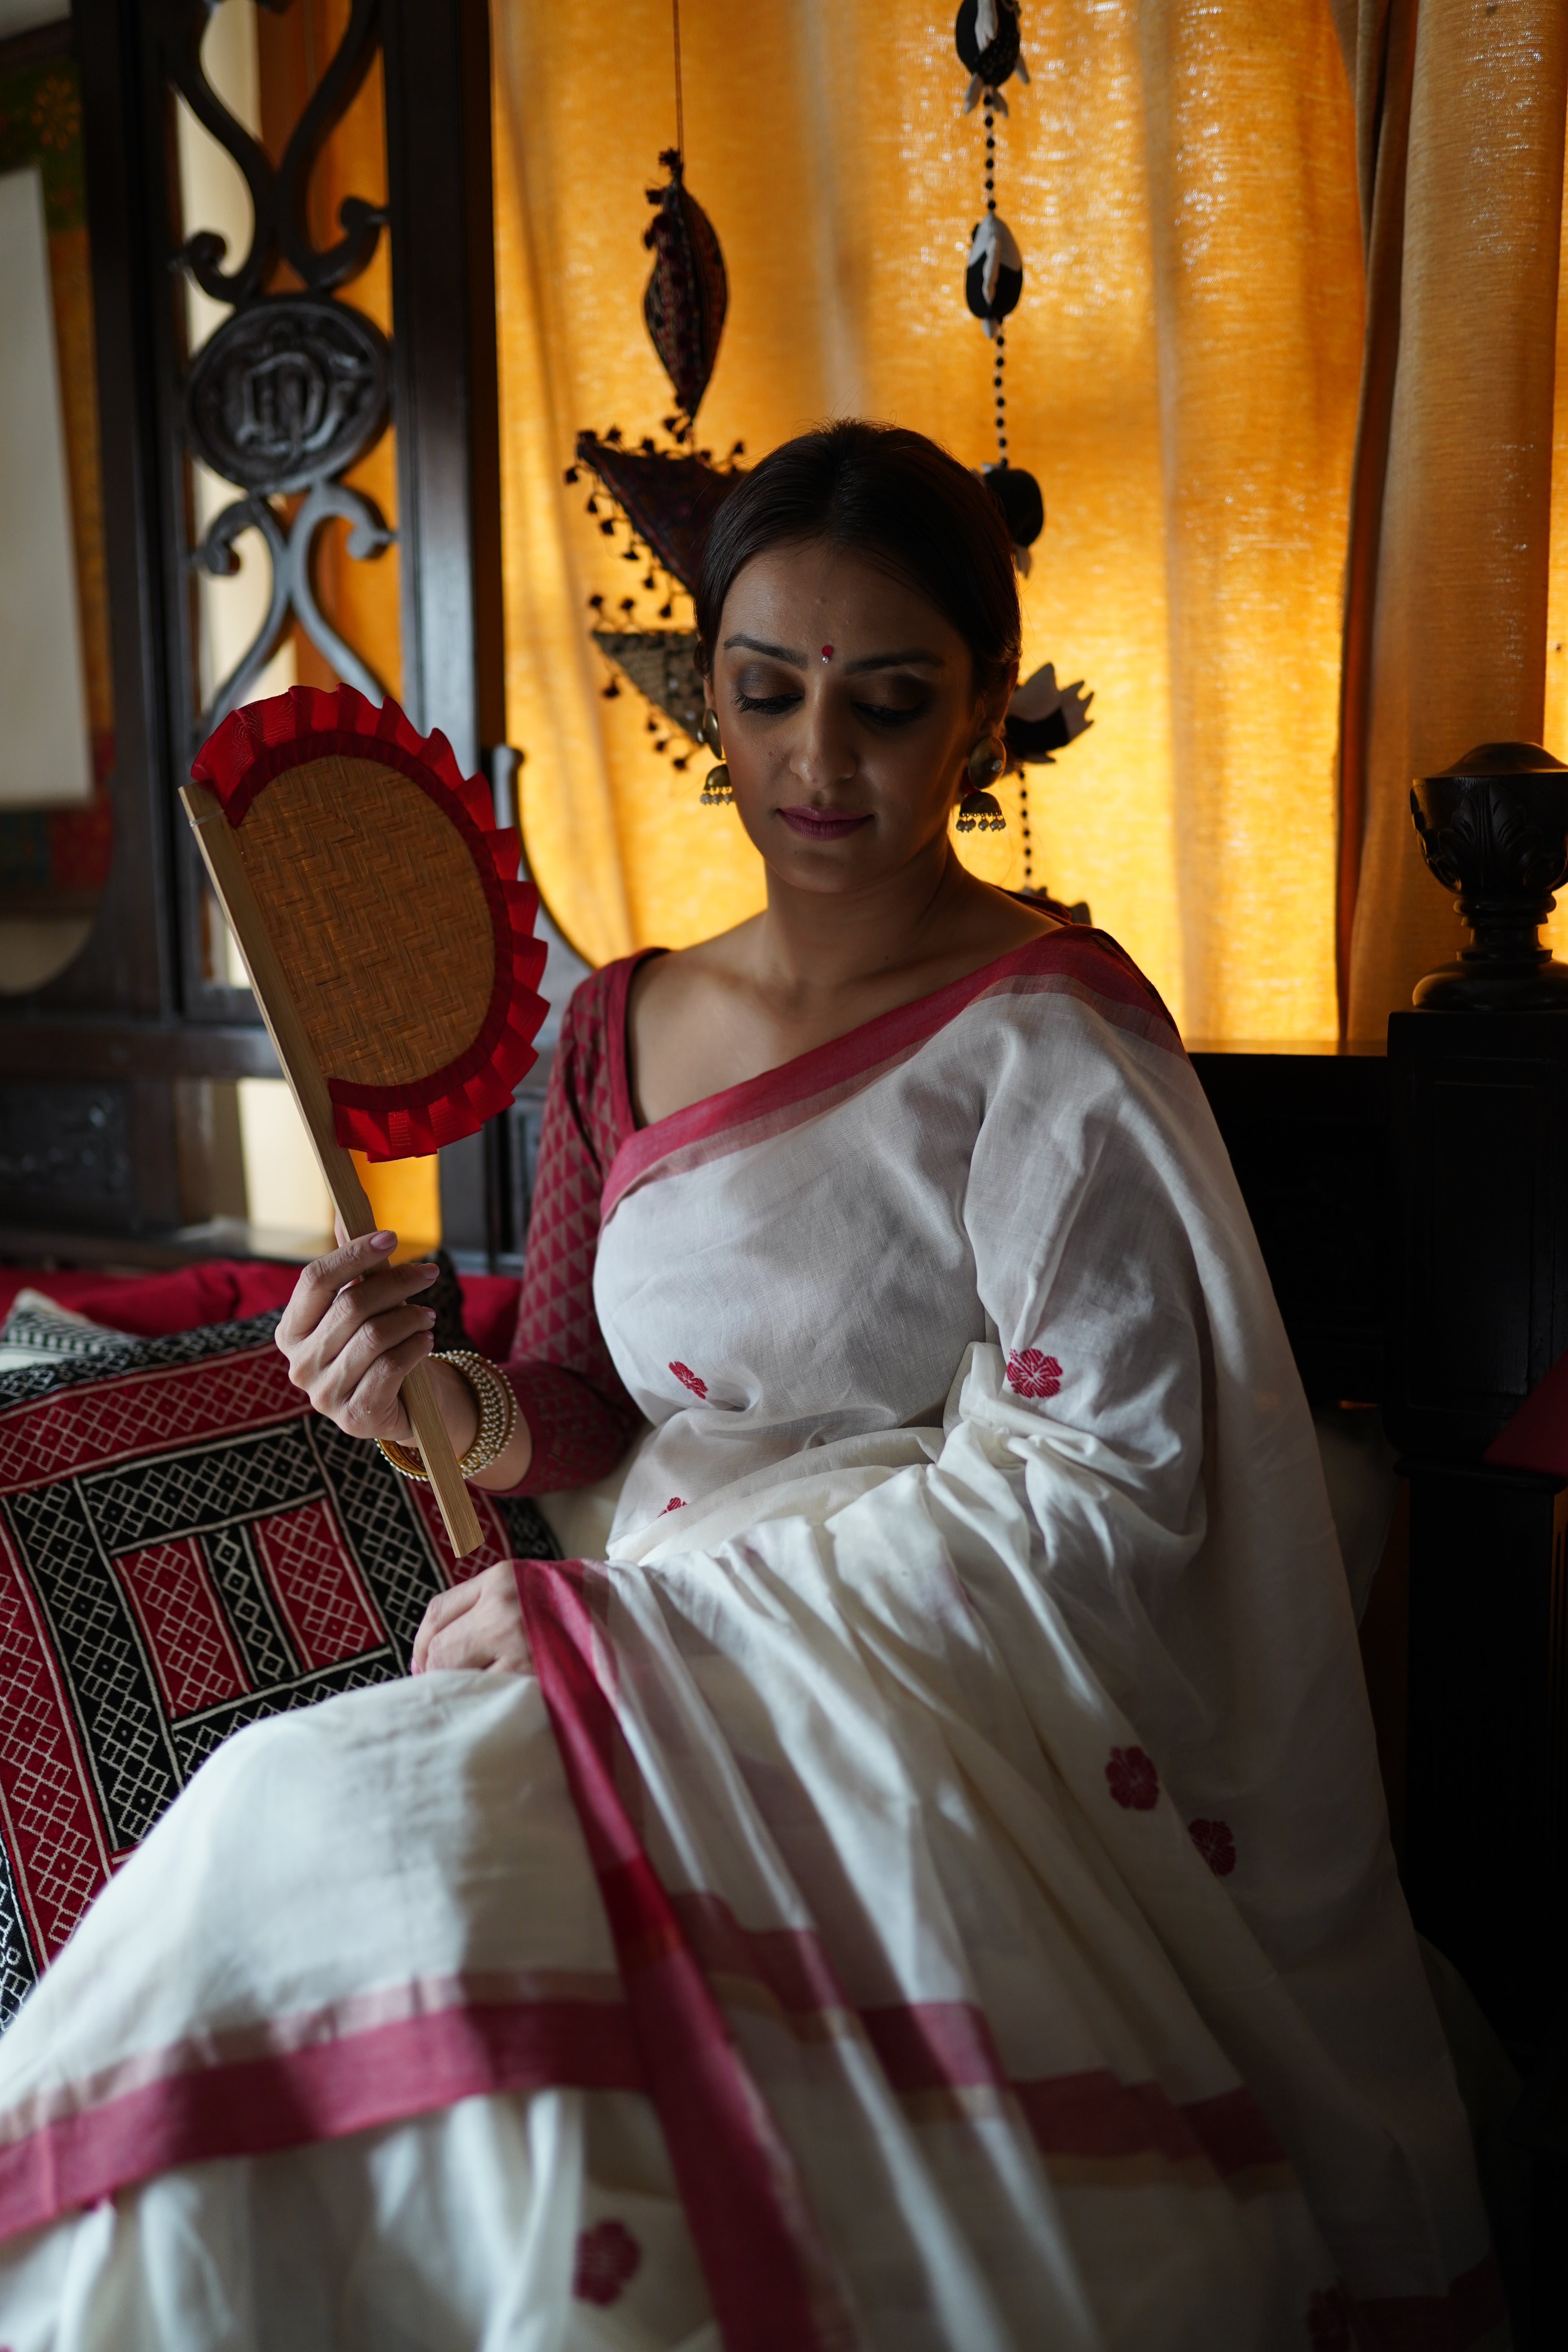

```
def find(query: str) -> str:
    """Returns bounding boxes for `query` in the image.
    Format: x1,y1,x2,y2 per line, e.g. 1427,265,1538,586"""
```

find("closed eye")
735,691,802,717
853,700,929,727
733,691,931,726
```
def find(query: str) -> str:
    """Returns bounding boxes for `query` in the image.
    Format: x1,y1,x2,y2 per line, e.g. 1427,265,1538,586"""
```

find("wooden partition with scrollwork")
0,0,506,1260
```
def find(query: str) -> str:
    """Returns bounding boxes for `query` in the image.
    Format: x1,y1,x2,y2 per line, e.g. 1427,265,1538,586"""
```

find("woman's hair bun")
695,419,1022,702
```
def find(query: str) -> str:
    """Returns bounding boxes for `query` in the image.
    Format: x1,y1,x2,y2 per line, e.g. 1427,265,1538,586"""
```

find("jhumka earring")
956,733,1007,831
699,707,732,806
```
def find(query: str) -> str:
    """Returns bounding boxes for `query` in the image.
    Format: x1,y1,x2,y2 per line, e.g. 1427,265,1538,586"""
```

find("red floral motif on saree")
660,1497,686,1515
1188,1818,1237,1877
1006,1348,1062,1398
670,1361,708,1399
1105,1746,1159,1811
573,2218,642,2306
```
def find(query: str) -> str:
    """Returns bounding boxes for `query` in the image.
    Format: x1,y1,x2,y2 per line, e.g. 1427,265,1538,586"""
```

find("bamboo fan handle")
181,784,486,1559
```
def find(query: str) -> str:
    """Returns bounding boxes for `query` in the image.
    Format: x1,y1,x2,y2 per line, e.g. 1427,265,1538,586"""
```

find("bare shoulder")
630,917,762,1022
966,881,1062,958
625,919,769,1123
625,888,1061,1125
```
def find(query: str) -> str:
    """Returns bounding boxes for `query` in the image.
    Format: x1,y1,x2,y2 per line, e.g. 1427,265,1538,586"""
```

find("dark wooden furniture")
1194,1027,1564,2051
1383,1010,1568,2053
0,0,511,1262
1190,1043,1388,1406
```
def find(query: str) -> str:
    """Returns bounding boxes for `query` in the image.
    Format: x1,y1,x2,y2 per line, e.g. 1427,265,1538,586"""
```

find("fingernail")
418,1307,436,1325
370,1230,396,1250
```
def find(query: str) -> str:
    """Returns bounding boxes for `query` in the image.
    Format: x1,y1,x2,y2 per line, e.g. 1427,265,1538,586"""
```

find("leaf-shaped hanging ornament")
643,149,728,433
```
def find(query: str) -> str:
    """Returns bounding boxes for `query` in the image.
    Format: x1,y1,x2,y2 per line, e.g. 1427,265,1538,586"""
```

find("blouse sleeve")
496,960,646,1493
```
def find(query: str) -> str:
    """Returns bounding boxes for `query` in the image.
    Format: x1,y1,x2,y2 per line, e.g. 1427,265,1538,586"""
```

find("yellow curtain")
490,0,1364,1041
1336,0,1568,1033
254,2,437,1246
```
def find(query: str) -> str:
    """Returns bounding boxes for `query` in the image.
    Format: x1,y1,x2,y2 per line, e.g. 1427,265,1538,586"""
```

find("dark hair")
695,420,1021,702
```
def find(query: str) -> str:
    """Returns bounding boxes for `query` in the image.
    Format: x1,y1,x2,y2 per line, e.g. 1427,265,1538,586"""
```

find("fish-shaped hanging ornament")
643,149,728,437
965,212,1023,337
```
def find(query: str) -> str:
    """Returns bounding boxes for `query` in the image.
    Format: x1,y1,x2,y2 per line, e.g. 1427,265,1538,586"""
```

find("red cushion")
0,1260,521,1357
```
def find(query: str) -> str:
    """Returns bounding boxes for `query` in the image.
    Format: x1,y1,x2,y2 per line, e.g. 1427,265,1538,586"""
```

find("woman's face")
706,540,1006,891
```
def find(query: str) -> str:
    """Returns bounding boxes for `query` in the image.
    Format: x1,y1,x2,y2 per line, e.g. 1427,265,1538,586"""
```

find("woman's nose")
789,686,855,795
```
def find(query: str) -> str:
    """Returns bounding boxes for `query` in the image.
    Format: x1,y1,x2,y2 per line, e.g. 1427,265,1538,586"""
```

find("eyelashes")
857,702,930,728
734,692,931,728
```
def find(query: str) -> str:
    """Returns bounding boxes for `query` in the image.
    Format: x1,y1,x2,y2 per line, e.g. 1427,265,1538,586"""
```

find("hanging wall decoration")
953,1,1094,903
564,2,746,782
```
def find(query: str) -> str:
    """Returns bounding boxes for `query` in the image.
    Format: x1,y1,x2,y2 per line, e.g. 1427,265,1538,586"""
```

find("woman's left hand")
412,1563,532,1675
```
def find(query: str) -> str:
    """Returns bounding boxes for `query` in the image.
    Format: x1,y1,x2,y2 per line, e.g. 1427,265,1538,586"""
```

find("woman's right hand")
274,1229,441,1446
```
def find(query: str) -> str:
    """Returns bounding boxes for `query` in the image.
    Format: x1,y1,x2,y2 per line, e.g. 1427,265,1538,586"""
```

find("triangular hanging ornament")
573,431,743,593
590,629,707,746
643,149,728,433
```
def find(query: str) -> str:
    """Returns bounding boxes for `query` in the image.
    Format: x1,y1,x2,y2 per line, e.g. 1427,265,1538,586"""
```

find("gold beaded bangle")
377,1352,517,1485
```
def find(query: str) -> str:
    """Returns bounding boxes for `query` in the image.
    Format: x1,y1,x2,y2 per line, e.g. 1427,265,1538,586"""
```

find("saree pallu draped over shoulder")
0,931,1500,2350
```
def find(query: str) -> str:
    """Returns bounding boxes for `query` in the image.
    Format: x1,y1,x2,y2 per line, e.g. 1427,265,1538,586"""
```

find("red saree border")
517,1557,1502,2351
517,1557,857,2352
602,927,1180,1220
0,1990,641,2244
663,1886,1290,2180
1352,2254,1507,2352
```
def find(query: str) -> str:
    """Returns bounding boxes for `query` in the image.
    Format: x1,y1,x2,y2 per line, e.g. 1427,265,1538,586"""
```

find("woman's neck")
745,836,1002,1005
627,839,1056,1129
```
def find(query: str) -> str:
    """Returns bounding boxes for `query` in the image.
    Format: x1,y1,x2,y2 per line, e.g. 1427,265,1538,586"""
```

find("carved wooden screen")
0,0,506,1255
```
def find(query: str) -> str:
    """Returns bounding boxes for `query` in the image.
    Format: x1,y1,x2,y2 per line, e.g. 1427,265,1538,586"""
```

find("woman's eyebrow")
724,635,806,665
842,648,945,674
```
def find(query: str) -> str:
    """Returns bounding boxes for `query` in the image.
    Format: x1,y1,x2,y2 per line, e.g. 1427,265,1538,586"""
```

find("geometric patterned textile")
0,1313,556,2030
0,1289,133,1377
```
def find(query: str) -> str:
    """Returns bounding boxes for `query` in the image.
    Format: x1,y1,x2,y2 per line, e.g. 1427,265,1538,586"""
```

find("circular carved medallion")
184,296,389,496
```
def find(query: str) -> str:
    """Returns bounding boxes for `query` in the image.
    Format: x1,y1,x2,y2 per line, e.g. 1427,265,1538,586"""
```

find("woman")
0,425,1497,2349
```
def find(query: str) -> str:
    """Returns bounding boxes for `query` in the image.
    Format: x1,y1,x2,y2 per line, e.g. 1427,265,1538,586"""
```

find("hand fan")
181,684,549,1557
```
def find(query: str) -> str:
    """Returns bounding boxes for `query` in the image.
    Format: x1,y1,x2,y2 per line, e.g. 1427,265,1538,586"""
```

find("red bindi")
820,644,834,661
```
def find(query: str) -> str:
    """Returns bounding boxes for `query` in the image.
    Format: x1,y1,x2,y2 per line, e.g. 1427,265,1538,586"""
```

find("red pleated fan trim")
191,687,548,1158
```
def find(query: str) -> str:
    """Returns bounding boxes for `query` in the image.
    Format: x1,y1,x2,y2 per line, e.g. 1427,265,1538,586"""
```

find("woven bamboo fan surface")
241,757,495,1089
190,686,547,1160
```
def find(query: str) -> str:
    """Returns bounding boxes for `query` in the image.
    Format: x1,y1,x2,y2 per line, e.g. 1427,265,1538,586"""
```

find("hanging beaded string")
985,99,1007,467
983,86,1028,878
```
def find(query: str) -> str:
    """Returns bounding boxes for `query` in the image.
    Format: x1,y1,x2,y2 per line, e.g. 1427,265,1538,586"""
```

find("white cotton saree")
0,930,1500,2350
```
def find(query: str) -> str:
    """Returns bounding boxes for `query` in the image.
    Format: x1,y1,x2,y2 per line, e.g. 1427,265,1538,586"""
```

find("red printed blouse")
496,955,652,1490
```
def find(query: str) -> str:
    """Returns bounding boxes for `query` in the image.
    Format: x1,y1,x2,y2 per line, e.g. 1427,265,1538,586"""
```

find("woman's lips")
778,806,871,841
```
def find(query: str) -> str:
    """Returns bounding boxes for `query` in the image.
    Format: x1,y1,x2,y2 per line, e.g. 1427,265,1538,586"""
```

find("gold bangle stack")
377,1352,518,1485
